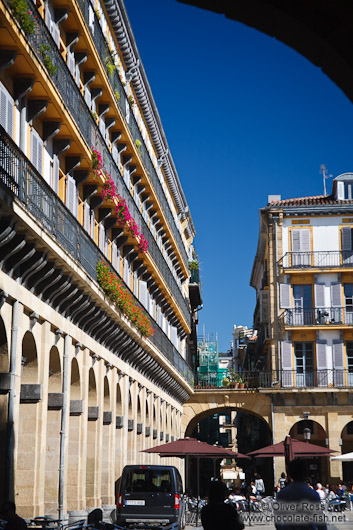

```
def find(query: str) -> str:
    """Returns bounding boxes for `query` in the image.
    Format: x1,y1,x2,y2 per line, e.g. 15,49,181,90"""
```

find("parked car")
116,465,186,529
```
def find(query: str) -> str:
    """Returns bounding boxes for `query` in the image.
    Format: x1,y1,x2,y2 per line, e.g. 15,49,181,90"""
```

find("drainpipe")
7,299,18,501
59,334,70,522
273,215,281,382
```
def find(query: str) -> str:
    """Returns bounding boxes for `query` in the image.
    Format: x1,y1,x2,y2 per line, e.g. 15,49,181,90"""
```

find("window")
293,285,313,325
344,284,353,324
341,227,353,265
66,175,77,217
291,228,311,266
294,342,314,387
0,82,14,137
31,128,43,174
346,343,353,386
345,183,353,200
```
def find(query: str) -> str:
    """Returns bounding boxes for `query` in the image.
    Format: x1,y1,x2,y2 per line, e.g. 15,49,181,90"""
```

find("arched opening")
0,316,8,504
44,346,61,513
67,358,81,511
115,382,123,479
101,376,111,504
340,421,353,482
289,420,328,484
136,395,142,464
186,407,272,497
127,390,134,464
16,331,38,516
86,367,98,508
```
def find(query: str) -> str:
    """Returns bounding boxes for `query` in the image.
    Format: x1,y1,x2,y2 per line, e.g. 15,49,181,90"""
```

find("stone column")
327,411,342,482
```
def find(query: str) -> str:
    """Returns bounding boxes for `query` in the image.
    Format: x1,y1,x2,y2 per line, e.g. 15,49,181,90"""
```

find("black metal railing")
4,0,190,322
74,0,189,268
283,307,353,326
0,125,193,386
280,251,353,269
193,370,353,389
189,268,200,284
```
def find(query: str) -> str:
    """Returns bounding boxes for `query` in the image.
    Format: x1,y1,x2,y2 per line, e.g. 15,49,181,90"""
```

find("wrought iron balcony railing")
283,307,353,326
4,0,190,321
189,267,200,284
74,0,189,268
194,370,353,389
0,125,194,386
280,251,353,269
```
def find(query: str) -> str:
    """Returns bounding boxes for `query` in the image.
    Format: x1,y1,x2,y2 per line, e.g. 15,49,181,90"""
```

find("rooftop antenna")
320,164,333,196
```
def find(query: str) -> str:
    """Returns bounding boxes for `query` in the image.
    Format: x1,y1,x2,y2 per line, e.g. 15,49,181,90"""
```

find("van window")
126,469,172,493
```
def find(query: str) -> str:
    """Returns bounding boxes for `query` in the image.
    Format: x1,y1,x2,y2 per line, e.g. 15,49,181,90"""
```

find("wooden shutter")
336,180,344,200
314,283,325,308
99,222,105,252
52,155,59,193
66,175,76,216
52,23,60,47
111,240,117,270
0,85,7,131
84,200,90,232
37,137,43,175
139,280,147,308
341,227,352,251
333,340,345,387
85,87,91,107
280,283,291,308
88,5,94,33
316,340,327,369
31,129,38,168
67,50,75,76
331,282,342,307
291,229,301,252
281,340,293,387
300,229,310,251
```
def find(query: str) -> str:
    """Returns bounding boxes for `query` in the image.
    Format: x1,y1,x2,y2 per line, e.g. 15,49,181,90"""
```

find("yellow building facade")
250,174,353,484
0,0,201,519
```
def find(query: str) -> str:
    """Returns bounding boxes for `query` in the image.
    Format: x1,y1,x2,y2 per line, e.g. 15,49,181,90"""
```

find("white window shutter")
111,241,117,270
336,180,344,200
300,229,310,251
85,87,91,107
280,283,291,309
88,5,94,33
314,283,325,308
291,229,301,252
90,209,95,239
37,138,43,175
333,340,344,369
341,227,352,251
31,129,38,168
99,222,105,251
52,155,59,193
6,92,13,138
139,280,147,308
84,200,90,232
0,86,7,130
331,282,342,307
316,340,327,369
66,175,76,216
281,340,292,369
52,23,60,47
67,50,75,76
99,117,105,137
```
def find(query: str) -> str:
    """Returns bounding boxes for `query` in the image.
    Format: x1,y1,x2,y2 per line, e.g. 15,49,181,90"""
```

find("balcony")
280,251,353,269
0,125,194,387
283,307,353,327
193,370,353,389
188,267,202,310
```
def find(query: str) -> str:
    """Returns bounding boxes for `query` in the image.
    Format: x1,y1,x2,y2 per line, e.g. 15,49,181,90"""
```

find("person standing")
278,472,287,489
274,459,327,530
255,474,265,496
201,480,244,530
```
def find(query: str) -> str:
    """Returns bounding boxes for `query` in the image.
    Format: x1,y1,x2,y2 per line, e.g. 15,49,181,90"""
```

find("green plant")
128,95,135,107
222,377,230,387
135,139,141,154
91,111,98,121
114,88,120,102
40,44,58,76
188,260,199,270
106,60,116,77
10,0,35,34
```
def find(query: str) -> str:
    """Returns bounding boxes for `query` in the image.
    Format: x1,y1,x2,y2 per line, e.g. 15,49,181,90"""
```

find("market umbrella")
247,436,336,459
331,452,353,461
142,438,249,498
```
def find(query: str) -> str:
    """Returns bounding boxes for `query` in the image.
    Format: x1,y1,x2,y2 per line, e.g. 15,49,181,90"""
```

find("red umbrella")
247,436,336,458
143,437,249,459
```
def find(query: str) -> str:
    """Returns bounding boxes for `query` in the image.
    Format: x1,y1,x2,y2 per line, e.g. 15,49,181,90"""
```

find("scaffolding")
197,338,227,385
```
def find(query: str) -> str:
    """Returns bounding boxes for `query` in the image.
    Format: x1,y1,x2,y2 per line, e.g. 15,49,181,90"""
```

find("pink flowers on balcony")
92,147,149,254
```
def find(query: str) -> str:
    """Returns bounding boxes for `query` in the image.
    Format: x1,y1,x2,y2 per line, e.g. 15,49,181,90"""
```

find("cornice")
103,0,195,237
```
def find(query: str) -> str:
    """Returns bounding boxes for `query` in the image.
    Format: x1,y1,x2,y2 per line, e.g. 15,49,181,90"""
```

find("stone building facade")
0,0,201,519
250,174,353,483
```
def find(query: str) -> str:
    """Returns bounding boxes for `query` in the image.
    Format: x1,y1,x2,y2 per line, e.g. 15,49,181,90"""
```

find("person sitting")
278,472,287,489
201,480,244,530
315,483,326,501
0,502,27,530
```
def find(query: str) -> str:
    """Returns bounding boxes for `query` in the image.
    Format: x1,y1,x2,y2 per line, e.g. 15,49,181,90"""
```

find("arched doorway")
136,394,142,464
16,331,39,515
44,346,61,513
0,316,9,504
101,376,111,504
115,382,123,479
67,358,82,510
186,407,272,497
340,421,353,482
86,367,98,508
289,420,328,485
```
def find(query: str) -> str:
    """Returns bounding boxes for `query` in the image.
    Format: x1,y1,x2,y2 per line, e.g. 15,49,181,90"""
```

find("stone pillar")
327,411,342,482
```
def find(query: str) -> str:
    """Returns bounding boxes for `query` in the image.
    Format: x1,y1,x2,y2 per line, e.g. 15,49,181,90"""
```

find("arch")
0,315,8,504
67,357,82,511
16,331,39,515
179,1,353,105
115,380,124,482
340,420,353,482
127,389,134,464
101,376,112,504
86,367,98,508
289,420,328,484
45,346,62,513
136,394,143,464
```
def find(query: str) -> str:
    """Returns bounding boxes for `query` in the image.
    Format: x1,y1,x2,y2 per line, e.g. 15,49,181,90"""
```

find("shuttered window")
280,284,291,308
291,229,310,252
281,340,293,387
84,200,90,233
66,175,77,217
331,282,342,307
31,128,43,174
139,280,148,308
111,241,117,271
52,154,59,193
67,49,75,76
99,222,105,252
0,83,14,137
314,283,325,308
333,340,345,387
341,226,353,251
316,340,328,387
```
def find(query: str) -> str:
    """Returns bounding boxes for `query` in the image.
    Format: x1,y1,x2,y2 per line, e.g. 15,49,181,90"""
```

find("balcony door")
344,284,353,324
294,342,314,387
293,285,313,325
291,228,311,267
347,342,353,386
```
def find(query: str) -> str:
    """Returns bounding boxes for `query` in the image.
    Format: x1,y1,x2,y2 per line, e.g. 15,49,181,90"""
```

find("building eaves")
104,0,195,235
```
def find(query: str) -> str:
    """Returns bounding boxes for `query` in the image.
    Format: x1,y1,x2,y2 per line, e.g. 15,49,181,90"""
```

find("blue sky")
125,0,353,351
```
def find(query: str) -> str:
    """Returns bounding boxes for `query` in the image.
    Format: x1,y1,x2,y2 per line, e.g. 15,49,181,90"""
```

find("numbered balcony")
283,307,353,327
279,251,353,270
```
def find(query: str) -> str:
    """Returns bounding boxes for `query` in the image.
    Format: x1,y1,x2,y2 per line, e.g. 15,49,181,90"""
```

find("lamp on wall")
303,427,311,442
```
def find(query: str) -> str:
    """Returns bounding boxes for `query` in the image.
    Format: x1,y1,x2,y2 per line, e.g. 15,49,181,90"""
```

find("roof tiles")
268,195,353,207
